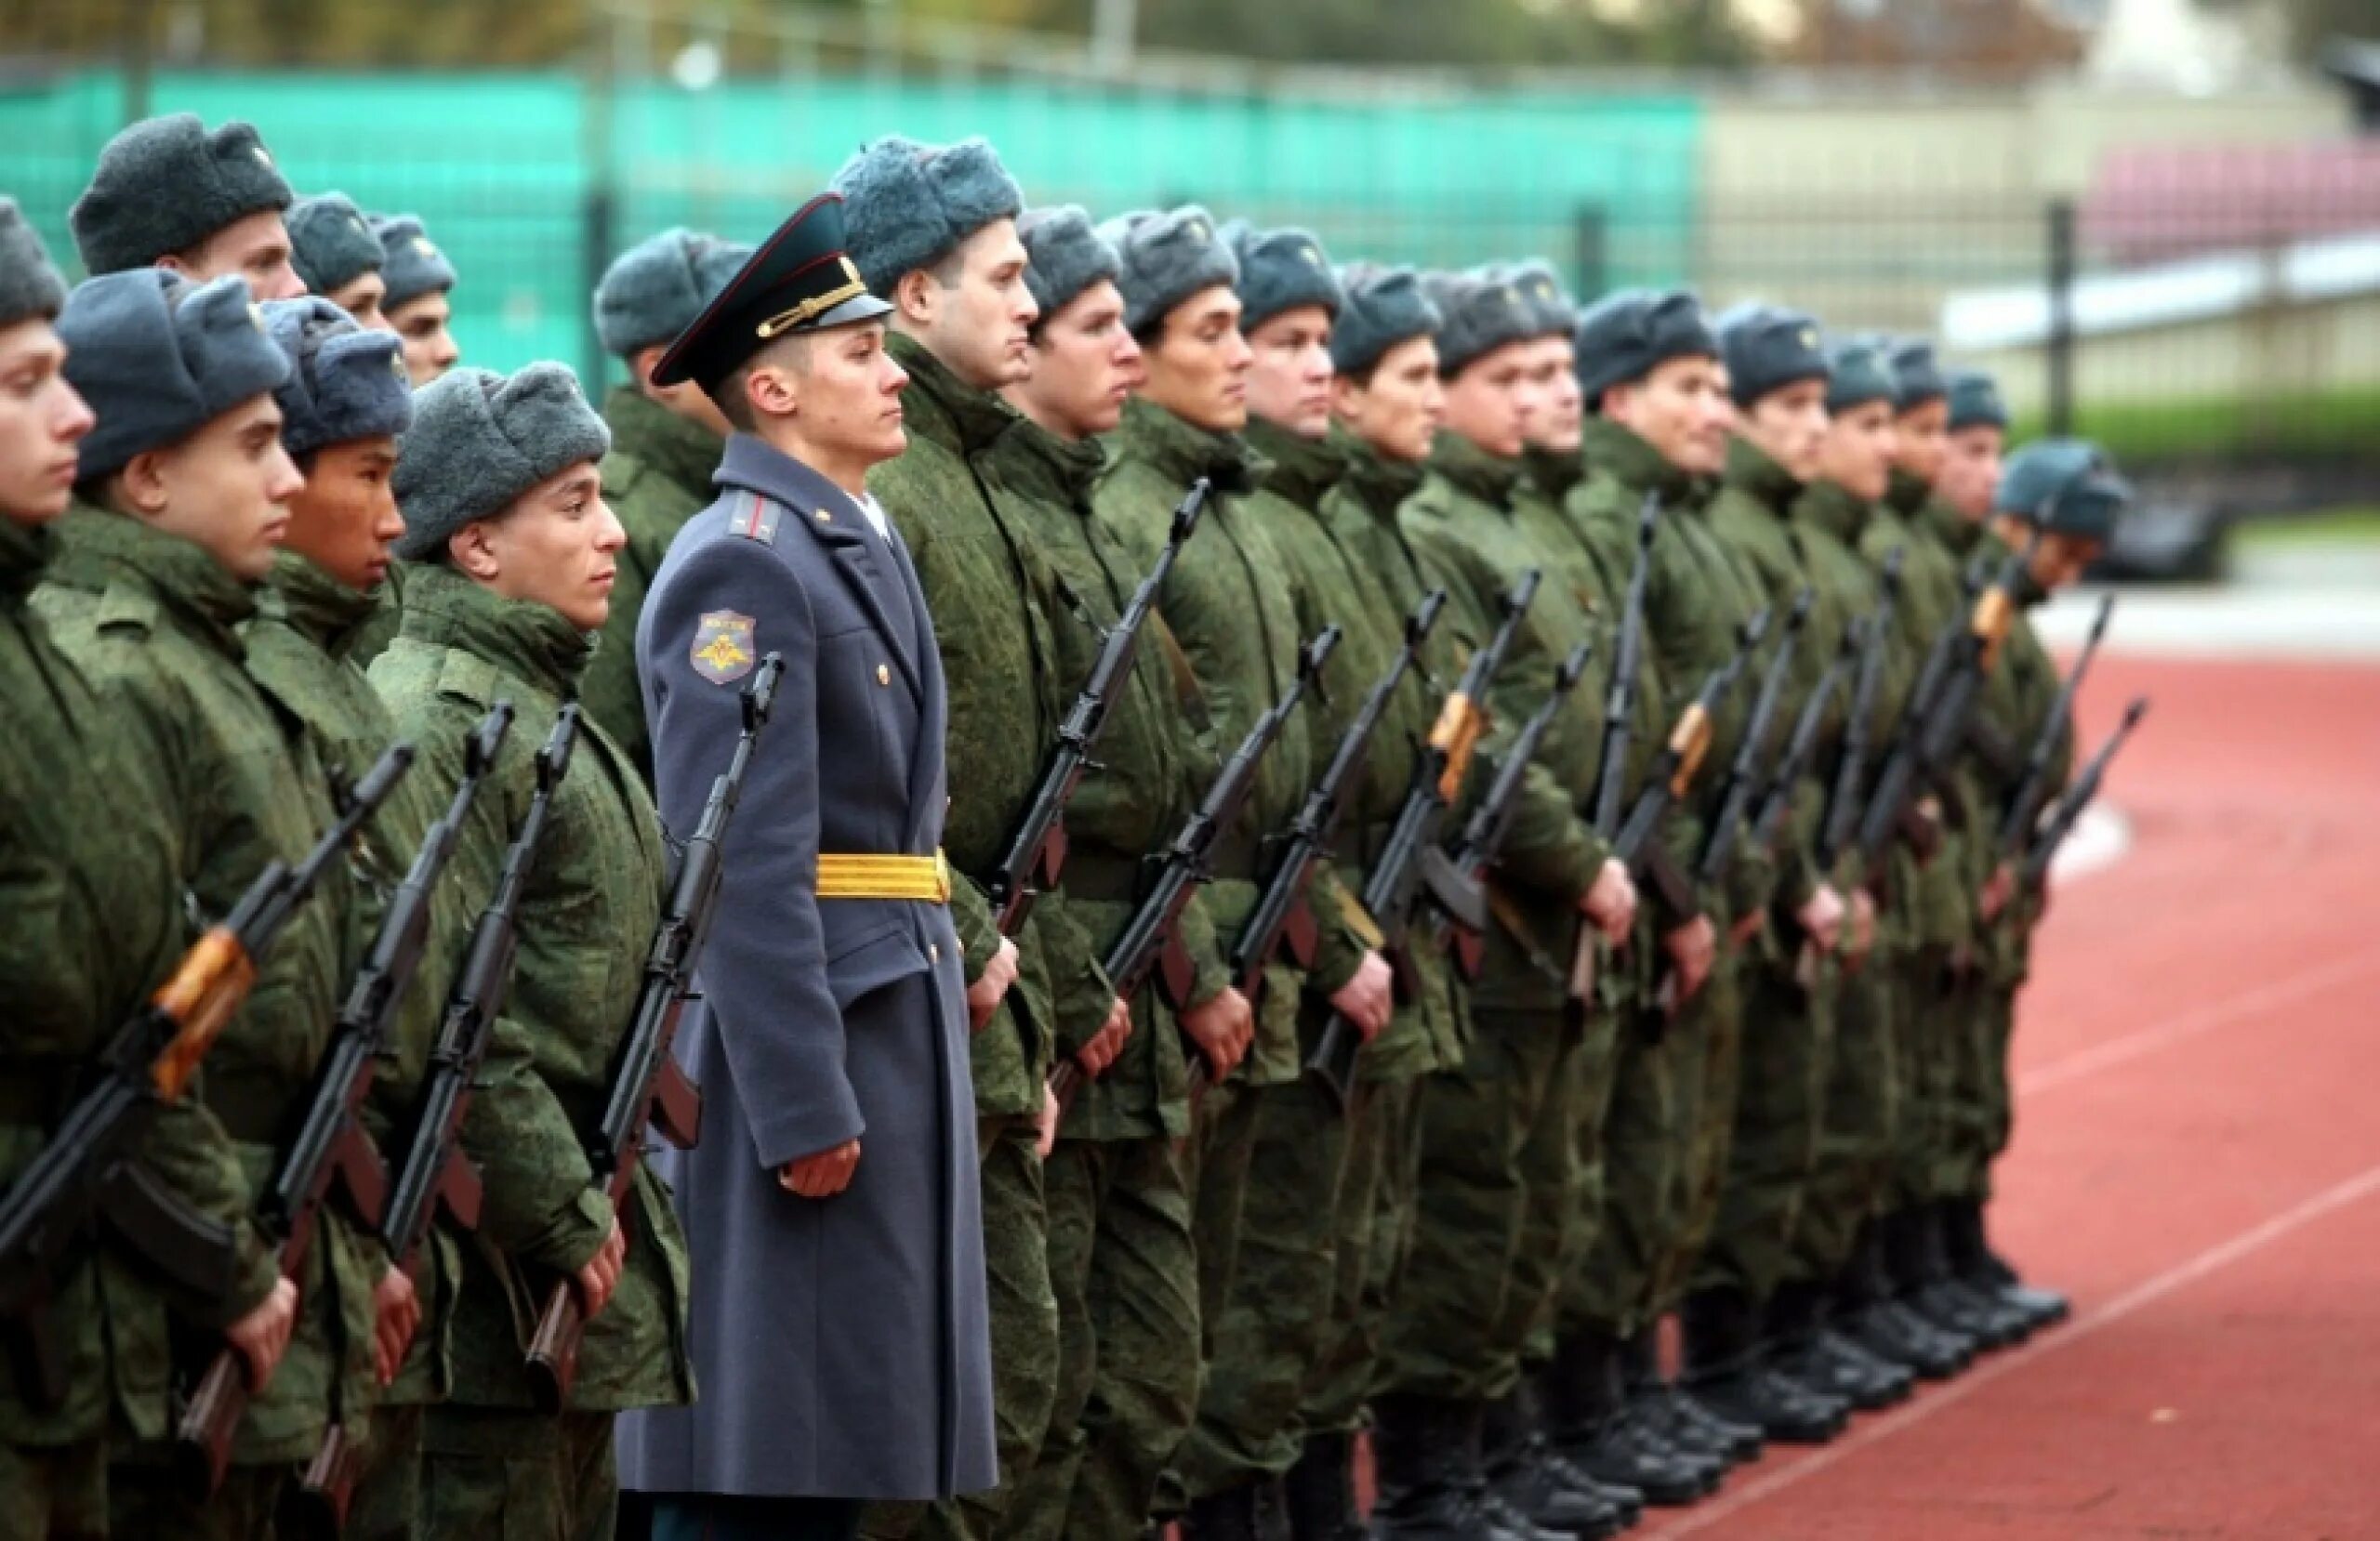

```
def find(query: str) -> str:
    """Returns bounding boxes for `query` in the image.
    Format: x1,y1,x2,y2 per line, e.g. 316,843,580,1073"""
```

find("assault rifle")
1997,594,2115,857
1696,589,1811,886
1752,621,1858,857
991,482,1206,937
526,656,783,1412
377,709,578,1323
1228,592,1446,1000
187,721,507,1508
0,747,411,1419
1816,554,1902,874
2018,697,2148,891
1591,494,1659,840
1303,572,1541,1109
1051,629,1338,1116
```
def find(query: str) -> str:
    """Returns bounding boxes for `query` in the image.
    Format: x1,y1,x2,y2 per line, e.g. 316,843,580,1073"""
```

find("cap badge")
1798,326,1818,349
252,145,274,169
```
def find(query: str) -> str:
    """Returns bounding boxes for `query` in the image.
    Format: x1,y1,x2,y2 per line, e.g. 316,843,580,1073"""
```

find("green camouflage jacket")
0,516,192,1447
982,414,1229,1141
1291,428,1470,1079
244,550,470,1405
34,507,370,1461
1399,433,1625,1015
1708,437,1854,913
585,387,724,786
1097,396,1362,1087
368,563,691,1412
867,336,1064,1119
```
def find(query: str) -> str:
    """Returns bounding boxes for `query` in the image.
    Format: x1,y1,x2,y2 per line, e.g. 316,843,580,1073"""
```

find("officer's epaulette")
727,491,784,547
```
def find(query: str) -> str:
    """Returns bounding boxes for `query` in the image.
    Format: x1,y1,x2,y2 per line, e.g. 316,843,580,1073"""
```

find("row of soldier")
0,112,2142,1541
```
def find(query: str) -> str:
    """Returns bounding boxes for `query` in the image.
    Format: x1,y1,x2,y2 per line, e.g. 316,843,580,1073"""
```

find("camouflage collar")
0,515,48,599
1723,435,1803,515
1244,416,1347,511
1919,494,1983,556
602,386,723,499
1426,430,1525,508
1793,478,1872,546
396,559,592,702
887,332,1020,459
1332,428,1424,522
994,417,1105,508
1117,395,1263,497
1523,445,1586,505
260,548,384,661
1884,464,1933,518
51,501,257,655
1580,416,1698,506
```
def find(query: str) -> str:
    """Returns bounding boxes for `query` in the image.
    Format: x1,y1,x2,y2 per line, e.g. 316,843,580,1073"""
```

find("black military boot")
1456,1399,1565,1541
1766,1278,1910,1412
1282,1430,1365,1541
1614,1329,1737,1486
1892,1205,2024,1350
1540,1331,1710,1507
1183,1482,1266,1541
1680,1288,1847,1445
1369,1392,1492,1539
1840,1222,1971,1380
1949,1196,2072,1331
1481,1387,1631,1539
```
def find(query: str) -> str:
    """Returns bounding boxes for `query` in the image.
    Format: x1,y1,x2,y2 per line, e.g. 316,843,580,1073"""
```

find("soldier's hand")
372,1264,421,1386
1038,1084,1062,1159
1847,888,1879,959
1078,996,1134,1078
1796,883,1847,955
967,938,1022,1032
1728,911,1766,952
781,1139,863,1200
226,1277,299,1390
1664,915,1718,1003
573,1220,627,1319
1978,862,2016,923
1329,951,1396,1043
1581,858,1638,944
1180,986,1254,1083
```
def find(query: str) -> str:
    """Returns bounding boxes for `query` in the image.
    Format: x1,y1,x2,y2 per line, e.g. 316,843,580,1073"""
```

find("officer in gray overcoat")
615,191,999,1541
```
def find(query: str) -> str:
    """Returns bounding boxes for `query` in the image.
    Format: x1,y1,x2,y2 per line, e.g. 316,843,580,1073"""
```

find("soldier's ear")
893,265,940,329
114,450,171,518
447,520,503,582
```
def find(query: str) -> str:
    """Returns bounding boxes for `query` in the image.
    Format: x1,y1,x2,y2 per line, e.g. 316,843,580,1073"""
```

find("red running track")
1643,653,2380,1540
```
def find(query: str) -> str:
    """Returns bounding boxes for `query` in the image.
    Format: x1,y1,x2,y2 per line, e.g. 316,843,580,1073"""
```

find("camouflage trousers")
1002,1132,1197,1541
1379,1008,1592,1402
1792,955,1902,1281
1147,1079,1262,1517
1563,962,1743,1339
1522,1003,1624,1368
1693,957,1837,1305
865,1116,1057,1541
1302,1075,1426,1436
1889,945,1960,1209
1170,1068,1354,1501
1931,964,1997,1205
1,1436,104,1541
108,1443,283,1541
421,1404,616,1541
349,1402,424,1541
1975,983,2021,1193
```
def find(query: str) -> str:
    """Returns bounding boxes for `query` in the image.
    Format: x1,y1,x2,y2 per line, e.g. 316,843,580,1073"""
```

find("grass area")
2229,507,2380,548
2009,384,2380,468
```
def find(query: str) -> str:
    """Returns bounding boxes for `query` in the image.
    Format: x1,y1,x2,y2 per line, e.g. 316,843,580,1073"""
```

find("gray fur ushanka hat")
1017,205,1121,323
58,270,292,480
392,363,610,560
1223,221,1342,333
262,296,414,458
0,199,69,330
286,193,385,298
831,136,1025,296
1330,264,1440,377
70,113,294,276
594,228,754,361
1099,206,1239,336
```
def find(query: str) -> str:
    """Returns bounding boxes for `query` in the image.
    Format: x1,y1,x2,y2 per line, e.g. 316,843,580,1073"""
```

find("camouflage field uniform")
244,549,476,1541
370,562,693,1541
0,515,190,1541
1787,480,1911,1280
582,387,724,785
36,507,368,1535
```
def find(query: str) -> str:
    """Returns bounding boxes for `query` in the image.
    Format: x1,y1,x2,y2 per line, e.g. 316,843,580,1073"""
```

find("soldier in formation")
0,112,2122,1541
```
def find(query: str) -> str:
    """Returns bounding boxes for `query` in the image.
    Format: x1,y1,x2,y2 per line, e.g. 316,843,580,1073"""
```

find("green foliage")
2011,384,2380,469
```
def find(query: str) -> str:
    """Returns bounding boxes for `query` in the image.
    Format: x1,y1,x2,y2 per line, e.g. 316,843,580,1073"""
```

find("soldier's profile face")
470,460,622,631
1937,425,2004,522
325,270,390,335
1524,336,1583,454
284,436,403,592
1016,279,1140,439
140,393,303,581
917,219,1038,393
1440,339,1536,460
1610,354,1729,477
2030,531,2099,591
1740,376,1830,484
1242,304,1335,440
1816,398,1897,503
169,209,306,303
0,319,96,526
1331,333,1442,465
787,321,910,473
1140,285,1251,434
389,292,460,386
1894,398,1950,482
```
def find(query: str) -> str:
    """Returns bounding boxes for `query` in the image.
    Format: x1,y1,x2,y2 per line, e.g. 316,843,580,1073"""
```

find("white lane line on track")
2018,950,2380,1097
1642,1158,2380,1537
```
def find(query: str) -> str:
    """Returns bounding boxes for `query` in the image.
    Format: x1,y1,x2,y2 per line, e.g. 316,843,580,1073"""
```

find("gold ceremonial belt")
815,850,953,903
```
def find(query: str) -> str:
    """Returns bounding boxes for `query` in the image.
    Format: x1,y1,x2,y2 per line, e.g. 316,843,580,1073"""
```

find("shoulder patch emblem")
690,610,758,685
